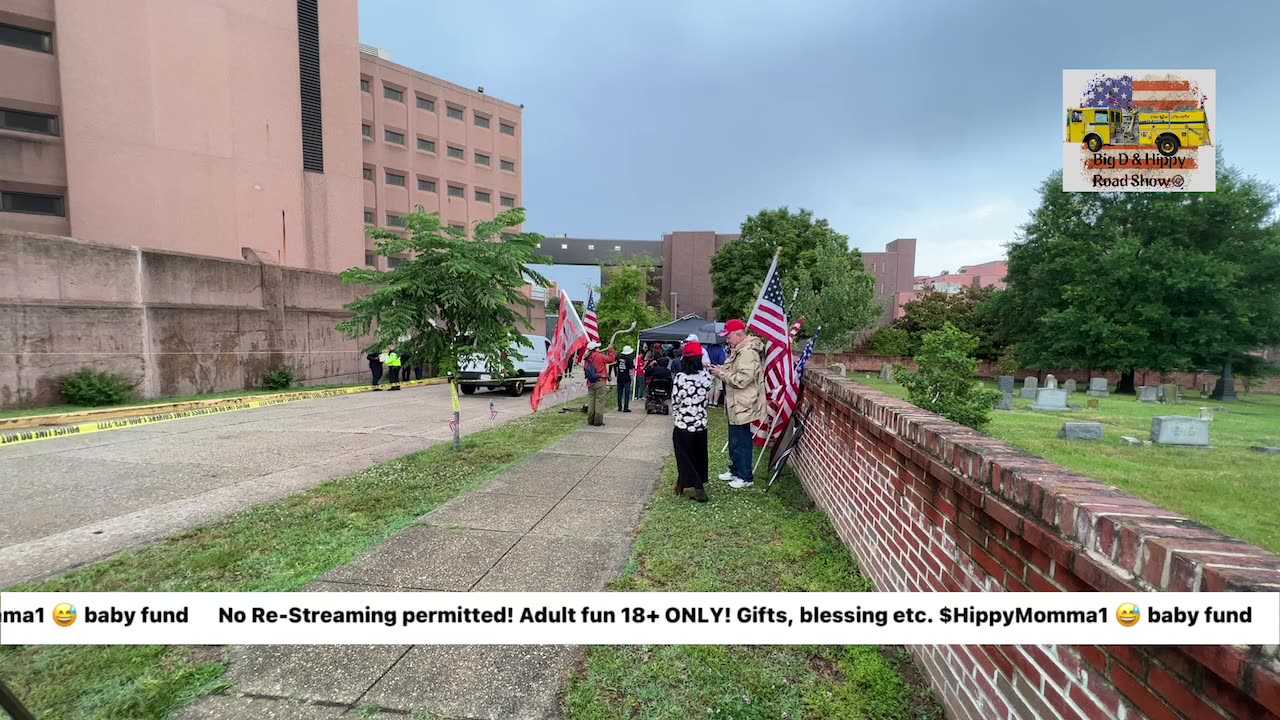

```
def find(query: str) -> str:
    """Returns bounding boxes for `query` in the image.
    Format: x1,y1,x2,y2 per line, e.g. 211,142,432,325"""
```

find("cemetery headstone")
1058,422,1103,441
879,362,895,384
1063,379,1077,394
1032,388,1070,411
1087,377,1110,397
1020,376,1038,400
1044,374,1058,389
1135,386,1160,403
995,392,1014,411
1087,398,1100,409
830,363,846,376
1199,407,1214,421
1160,383,1180,405
1253,446,1280,456
1120,436,1146,446
1150,416,1210,447
997,375,1015,393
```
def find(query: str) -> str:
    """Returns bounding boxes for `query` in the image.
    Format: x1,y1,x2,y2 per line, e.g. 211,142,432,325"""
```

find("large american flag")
1082,73,1202,112
747,253,797,447
583,289,600,345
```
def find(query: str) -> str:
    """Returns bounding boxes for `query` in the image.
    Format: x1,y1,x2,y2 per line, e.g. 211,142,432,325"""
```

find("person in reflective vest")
380,346,402,390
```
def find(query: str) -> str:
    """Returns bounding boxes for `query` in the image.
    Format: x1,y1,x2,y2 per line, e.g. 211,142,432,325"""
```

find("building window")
416,95,435,111
500,195,515,208
475,152,490,167
388,257,403,269
0,108,59,135
363,210,374,223
360,78,370,93
365,253,375,266
384,129,405,145
363,167,373,181
418,178,436,192
614,245,621,251
0,22,52,53
500,159,515,172
587,244,595,250
447,185,465,198
387,214,404,227
1,190,65,216
474,115,490,129
500,122,515,136
385,171,406,186
447,145,464,160
475,190,491,203
450,224,465,232
560,243,568,250
297,0,323,172
383,85,404,102
446,105,464,121
361,123,372,138
417,137,436,153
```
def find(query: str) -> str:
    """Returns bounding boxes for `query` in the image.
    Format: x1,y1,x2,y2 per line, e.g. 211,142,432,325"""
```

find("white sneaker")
729,478,754,489
718,471,737,481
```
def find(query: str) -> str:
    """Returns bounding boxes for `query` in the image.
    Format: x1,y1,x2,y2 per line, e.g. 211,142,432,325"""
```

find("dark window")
1071,110,1083,123
500,122,515,136
363,167,373,181
0,108,59,135
449,224,465,232
361,123,372,138
418,178,436,192
385,171,405,186
416,96,435,111
417,138,435,152
475,153,490,166
448,185,465,198
447,146,464,160
474,115,490,129
387,214,404,227
475,190,491,203
500,159,515,172
0,22,52,53
388,257,404,269
383,85,404,102
363,210,374,223
384,129,404,145
360,78,369,92
1,191,65,216
297,0,324,172
365,253,375,266
447,105,464,121
500,195,515,208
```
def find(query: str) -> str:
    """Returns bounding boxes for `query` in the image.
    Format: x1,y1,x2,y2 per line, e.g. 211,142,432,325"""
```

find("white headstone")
1199,407,1214,421
1135,386,1160,403
1032,388,1070,411
1020,376,1039,399
1150,416,1210,446
1063,379,1077,394
879,362,895,383
1044,374,1058,389
1087,377,1110,397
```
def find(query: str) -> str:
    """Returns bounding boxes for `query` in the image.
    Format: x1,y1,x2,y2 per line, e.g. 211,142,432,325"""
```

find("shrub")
261,367,297,390
995,345,1019,376
60,369,137,407
897,323,1002,430
866,326,912,356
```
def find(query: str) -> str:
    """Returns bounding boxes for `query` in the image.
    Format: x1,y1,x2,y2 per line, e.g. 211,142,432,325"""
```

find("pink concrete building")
913,260,1008,293
0,0,366,272
861,238,918,323
662,231,739,320
358,47,522,269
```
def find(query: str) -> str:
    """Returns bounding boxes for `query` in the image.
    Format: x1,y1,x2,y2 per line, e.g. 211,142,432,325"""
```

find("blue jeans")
728,423,754,482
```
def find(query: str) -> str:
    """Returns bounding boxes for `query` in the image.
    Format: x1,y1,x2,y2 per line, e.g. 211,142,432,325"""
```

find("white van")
458,334,551,396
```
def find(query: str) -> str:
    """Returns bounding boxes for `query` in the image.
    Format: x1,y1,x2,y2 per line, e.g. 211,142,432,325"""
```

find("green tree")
897,323,1002,430
337,207,549,382
865,327,912,356
997,161,1280,398
545,294,560,317
711,207,857,321
893,284,1002,359
788,240,880,356
595,257,665,348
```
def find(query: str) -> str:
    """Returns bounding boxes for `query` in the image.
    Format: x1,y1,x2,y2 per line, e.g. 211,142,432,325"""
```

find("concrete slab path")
180,409,673,720
0,382,598,588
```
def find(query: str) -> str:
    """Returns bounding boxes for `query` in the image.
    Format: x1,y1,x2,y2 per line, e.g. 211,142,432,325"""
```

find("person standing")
367,351,384,388
380,345,403,391
672,342,713,502
706,341,727,407
710,319,765,488
616,346,636,413
583,340,616,426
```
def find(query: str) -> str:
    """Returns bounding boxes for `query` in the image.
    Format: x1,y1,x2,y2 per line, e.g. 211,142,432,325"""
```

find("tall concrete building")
861,238,918,323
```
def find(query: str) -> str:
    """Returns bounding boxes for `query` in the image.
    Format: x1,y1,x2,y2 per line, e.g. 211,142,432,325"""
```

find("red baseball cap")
720,319,746,336
682,341,703,357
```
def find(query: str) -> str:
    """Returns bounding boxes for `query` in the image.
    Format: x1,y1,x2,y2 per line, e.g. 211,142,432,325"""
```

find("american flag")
1081,73,1202,112
583,289,600,345
448,417,458,433
489,402,498,420
795,327,820,378
789,318,804,340
747,253,797,447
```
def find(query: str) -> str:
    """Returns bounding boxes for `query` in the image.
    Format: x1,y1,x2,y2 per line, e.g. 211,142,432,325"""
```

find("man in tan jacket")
710,319,767,488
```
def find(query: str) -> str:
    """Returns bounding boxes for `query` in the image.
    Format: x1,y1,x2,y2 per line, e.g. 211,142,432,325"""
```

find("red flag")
747,253,797,448
531,289,588,411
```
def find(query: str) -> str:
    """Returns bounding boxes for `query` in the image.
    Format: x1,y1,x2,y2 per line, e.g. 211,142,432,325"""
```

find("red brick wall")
791,370,1280,720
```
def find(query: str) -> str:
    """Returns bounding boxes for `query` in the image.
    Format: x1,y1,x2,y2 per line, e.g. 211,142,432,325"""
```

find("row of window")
362,126,516,171
0,107,59,136
363,167,516,203
362,79,517,135
0,22,52,53
1,190,65,216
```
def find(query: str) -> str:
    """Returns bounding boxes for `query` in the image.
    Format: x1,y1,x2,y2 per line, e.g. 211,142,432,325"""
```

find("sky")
359,0,1280,275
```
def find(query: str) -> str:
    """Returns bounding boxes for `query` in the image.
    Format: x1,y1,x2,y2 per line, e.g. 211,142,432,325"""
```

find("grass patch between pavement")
560,408,944,720
0,405,584,720
850,373,1280,554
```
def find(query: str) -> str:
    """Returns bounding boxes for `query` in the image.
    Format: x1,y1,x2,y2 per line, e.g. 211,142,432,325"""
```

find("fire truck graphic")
1066,106,1211,157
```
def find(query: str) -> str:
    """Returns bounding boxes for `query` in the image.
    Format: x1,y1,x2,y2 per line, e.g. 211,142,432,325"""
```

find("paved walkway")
0,382,579,588
180,408,672,720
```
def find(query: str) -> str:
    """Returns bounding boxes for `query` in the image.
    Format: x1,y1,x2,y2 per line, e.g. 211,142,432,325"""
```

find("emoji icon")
1116,603,1140,628
53,603,77,627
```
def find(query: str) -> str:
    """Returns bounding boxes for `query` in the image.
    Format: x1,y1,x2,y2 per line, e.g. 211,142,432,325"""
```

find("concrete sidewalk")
181,408,672,720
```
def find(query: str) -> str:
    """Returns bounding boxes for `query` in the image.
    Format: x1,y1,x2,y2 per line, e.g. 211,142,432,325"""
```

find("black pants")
370,364,383,387
672,427,708,490
617,379,632,411
413,366,424,380
388,366,401,386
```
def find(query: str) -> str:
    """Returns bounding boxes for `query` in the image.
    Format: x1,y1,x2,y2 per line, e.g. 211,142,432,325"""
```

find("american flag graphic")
747,253,797,448
583,289,600,345
489,402,498,420
1081,73,1201,112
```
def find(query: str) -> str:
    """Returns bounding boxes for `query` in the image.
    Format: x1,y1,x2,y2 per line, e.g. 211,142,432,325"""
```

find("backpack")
584,354,599,383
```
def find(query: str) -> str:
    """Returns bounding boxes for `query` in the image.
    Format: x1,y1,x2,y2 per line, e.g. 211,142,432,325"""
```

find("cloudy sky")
360,0,1280,275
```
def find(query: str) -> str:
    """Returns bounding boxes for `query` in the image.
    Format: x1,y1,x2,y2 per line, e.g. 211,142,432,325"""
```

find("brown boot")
693,488,707,503
674,483,684,497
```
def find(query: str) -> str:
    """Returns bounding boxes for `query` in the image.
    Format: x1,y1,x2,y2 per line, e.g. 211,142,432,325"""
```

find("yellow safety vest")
386,353,401,367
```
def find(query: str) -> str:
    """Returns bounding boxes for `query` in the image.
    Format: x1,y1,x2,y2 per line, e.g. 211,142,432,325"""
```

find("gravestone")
1150,416,1210,447
998,375,1016,393
1087,398,1100,409
1199,407,1214,421
1063,379,1077,394
1160,383,1180,405
1253,446,1280,456
879,362,895,384
1020,376,1038,400
830,363,846,376
1059,422,1103,441
1087,377,1110,397
1120,436,1146,446
1032,388,1070,411
1135,386,1160,403
1044,374,1058,389
995,392,1014,411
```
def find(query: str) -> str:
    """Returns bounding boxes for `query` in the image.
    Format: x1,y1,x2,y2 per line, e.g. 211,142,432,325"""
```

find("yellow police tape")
0,378,446,448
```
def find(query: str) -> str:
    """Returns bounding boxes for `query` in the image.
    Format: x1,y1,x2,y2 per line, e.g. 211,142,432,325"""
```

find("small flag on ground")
448,417,458,433
489,402,498,421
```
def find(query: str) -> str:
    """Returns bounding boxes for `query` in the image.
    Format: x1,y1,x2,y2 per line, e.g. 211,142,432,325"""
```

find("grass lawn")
0,381,373,420
560,408,944,720
0,406,584,720
849,373,1280,554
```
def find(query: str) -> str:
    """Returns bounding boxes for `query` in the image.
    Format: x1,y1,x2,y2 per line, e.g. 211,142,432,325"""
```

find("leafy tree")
896,323,1002,430
994,344,1020,377
788,240,880,356
336,207,549,382
893,284,1003,359
866,326,912,356
596,257,666,347
997,161,1280,398
545,294,560,316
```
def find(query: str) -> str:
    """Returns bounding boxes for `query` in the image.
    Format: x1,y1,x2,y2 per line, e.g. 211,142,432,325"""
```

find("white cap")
622,345,634,355
587,341,600,350
685,333,698,342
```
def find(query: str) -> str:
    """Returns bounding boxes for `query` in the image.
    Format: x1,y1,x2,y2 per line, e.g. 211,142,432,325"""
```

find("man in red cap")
710,319,766,488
